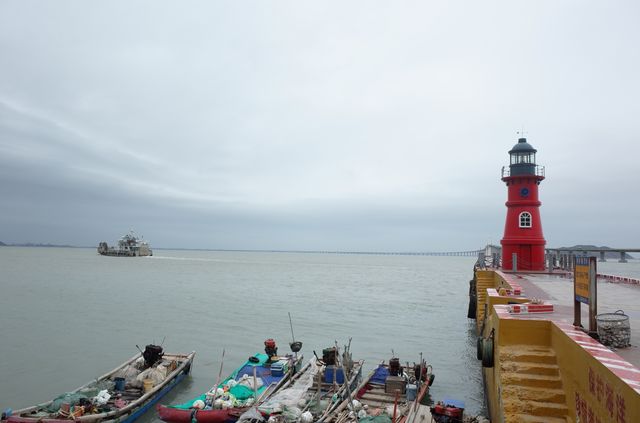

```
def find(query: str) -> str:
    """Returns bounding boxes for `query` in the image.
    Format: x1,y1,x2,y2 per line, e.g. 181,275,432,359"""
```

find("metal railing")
501,165,545,178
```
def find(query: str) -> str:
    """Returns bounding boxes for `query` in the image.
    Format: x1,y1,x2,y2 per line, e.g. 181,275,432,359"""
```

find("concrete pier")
512,272,640,367
475,269,640,422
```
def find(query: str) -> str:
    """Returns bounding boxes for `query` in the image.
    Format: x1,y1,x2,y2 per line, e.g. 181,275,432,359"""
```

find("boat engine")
389,357,402,376
430,400,464,423
322,347,338,366
143,344,164,368
264,338,278,361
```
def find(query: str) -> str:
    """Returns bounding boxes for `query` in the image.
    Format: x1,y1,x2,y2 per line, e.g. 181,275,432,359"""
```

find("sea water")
1,247,638,420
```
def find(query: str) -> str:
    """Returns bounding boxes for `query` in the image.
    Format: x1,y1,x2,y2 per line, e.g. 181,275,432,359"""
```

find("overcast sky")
1,1,639,251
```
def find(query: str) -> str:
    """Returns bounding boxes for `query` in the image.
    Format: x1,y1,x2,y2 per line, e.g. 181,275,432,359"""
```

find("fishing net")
113,363,141,383
46,393,88,413
136,365,167,386
230,384,259,401
359,416,392,423
259,358,319,415
169,354,275,409
237,407,266,423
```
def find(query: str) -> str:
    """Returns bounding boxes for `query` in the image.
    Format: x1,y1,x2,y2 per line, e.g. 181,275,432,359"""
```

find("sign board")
574,256,591,304
573,256,598,335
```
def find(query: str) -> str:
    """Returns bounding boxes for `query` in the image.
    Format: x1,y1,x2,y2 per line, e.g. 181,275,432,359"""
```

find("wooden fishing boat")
1,346,195,423
326,356,434,423
157,340,302,423
248,344,363,423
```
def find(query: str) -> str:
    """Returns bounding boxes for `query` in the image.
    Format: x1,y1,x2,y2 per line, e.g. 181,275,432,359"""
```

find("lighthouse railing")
501,165,545,178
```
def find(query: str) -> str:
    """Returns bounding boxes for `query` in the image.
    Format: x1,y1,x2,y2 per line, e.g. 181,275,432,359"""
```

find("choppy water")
2,247,636,420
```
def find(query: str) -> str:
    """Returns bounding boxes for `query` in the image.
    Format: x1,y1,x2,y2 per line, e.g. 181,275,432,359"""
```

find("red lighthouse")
500,137,546,271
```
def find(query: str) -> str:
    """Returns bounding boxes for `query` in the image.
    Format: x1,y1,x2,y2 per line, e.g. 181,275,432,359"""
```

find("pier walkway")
480,270,640,421
501,272,640,376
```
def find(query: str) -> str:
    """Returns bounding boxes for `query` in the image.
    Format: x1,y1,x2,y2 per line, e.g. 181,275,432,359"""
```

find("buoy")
300,411,313,423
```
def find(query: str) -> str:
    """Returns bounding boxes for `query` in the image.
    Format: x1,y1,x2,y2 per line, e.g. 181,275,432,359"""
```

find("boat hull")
4,352,195,423
156,406,245,423
158,353,302,423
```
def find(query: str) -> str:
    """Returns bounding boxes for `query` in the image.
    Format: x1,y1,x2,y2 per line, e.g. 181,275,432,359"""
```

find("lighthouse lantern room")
500,137,546,271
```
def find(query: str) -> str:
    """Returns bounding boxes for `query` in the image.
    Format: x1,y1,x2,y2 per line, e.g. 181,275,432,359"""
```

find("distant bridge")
546,247,639,263
252,249,484,257
476,245,639,272
414,250,482,256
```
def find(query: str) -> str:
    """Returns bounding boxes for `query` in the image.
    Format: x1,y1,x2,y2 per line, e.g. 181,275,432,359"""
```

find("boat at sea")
157,339,303,423
1,345,195,423
97,231,152,257
325,355,434,423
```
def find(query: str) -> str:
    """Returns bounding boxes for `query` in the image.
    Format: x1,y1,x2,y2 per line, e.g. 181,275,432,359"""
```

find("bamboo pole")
207,349,226,405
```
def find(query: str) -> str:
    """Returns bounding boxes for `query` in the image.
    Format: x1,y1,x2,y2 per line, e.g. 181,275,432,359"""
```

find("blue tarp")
235,363,281,388
370,365,389,385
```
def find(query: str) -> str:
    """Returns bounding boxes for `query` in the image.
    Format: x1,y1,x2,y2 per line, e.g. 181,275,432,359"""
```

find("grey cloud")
1,1,639,250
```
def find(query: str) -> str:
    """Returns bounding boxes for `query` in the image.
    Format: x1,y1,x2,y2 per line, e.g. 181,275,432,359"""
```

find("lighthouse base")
501,241,546,271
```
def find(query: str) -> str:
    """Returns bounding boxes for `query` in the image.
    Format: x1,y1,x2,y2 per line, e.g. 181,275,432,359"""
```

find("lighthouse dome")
508,137,538,175
509,138,537,154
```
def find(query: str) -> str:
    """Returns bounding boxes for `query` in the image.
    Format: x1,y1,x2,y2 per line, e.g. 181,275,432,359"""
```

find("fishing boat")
157,339,303,423
326,356,434,423
242,343,363,423
1,345,195,423
97,231,152,257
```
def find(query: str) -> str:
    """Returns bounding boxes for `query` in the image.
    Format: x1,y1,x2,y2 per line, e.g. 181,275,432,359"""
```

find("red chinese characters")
606,383,614,418
616,393,626,423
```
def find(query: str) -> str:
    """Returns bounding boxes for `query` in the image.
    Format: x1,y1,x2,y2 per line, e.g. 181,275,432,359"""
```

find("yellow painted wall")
550,324,640,423
475,269,640,423
475,270,496,328
481,311,552,422
500,318,550,346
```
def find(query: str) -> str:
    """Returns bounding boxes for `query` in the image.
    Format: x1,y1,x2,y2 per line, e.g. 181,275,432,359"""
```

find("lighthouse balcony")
502,165,545,178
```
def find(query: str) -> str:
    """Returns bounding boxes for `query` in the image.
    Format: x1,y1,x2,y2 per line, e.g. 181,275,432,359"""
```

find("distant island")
0,241,77,248
559,245,635,259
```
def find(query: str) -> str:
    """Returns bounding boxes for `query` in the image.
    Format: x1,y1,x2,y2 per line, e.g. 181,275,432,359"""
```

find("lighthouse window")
511,153,536,165
519,212,532,228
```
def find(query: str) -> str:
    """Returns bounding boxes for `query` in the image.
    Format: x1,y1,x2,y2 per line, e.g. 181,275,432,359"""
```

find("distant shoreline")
0,242,636,259
0,242,79,248
0,243,480,256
